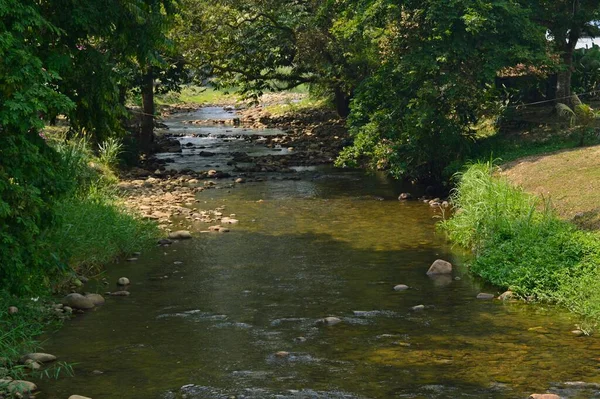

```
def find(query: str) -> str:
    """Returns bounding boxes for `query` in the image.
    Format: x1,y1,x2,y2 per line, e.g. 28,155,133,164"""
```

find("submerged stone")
426,259,453,275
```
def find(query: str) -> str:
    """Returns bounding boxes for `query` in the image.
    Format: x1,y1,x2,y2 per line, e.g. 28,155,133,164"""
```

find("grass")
500,145,600,230
0,136,159,392
441,162,600,332
0,293,74,386
154,86,240,106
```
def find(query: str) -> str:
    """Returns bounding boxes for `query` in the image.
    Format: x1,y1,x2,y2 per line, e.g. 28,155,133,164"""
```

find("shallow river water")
37,109,600,399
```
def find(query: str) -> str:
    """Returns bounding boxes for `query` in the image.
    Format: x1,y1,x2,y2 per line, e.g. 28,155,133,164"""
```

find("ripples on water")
37,108,600,399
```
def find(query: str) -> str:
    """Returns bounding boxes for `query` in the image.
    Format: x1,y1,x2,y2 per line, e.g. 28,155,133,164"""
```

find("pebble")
411,305,425,311
317,316,342,326
117,277,130,286
108,291,131,297
69,395,93,399
168,230,192,240
498,290,514,301
528,394,561,399
393,284,409,291
8,306,18,315
274,351,290,358
476,293,495,300
571,329,585,337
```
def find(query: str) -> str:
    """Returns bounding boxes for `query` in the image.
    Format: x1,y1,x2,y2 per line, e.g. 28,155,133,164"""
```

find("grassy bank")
0,136,159,389
441,162,600,332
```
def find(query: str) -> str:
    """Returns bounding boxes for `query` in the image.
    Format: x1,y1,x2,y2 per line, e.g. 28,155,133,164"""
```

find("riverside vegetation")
5,0,600,397
442,162,600,333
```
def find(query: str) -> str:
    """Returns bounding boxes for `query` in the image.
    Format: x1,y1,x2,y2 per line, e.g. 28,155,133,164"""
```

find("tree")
336,0,547,181
535,0,600,103
177,0,376,116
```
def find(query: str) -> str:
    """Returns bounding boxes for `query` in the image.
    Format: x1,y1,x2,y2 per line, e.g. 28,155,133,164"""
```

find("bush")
441,162,600,330
0,133,76,295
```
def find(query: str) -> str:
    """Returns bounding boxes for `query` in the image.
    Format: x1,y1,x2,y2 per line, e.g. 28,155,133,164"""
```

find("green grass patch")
45,186,159,276
441,162,600,332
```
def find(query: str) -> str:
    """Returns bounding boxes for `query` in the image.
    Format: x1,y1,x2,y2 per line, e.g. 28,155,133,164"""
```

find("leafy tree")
0,0,75,294
177,0,376,116
336,0,546,181
535,0,600,102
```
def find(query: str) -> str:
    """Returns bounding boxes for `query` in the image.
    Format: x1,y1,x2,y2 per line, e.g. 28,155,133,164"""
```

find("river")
36,108,600,399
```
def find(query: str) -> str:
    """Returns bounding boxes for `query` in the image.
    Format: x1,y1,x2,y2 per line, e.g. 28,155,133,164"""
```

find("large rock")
20,353,56,364
62,293,95,310
426,259,453,275
84,294,105,306
168,230,192,240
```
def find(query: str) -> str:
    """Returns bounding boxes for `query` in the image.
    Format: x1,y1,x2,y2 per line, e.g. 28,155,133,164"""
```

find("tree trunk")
555,49,574,105
334,86,351,118
140,66,155,151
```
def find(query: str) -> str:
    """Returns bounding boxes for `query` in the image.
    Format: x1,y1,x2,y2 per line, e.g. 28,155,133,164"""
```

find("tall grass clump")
441,162,600,330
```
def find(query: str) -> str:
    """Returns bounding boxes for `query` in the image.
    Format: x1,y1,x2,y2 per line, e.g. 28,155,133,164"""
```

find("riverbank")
0,137,161,398
442,159,600,333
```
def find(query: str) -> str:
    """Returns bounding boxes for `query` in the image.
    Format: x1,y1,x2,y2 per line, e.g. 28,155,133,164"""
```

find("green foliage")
556,96,599,145
0,134,76,295
98,137,124,170
177,0,373,114
336,0,547,182
0,292,61,380
46,185,160,274
442,162,600,329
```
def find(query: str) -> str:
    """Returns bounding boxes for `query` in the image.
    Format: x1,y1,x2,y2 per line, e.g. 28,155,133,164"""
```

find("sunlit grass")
441,161,600,331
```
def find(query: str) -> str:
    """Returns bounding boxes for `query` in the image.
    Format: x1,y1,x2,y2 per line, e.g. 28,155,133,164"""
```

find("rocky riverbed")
8,104,600,399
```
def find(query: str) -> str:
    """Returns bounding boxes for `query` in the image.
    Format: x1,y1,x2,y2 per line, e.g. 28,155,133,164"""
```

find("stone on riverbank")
316,317,342,326
20,353,56,364
168,230,192,240
62,293,95,310
411,305,426,311
393,284,409,291
85,294,105,306
398,193,412,200
69,395,92,399
529,394,561,399
0,380,38,394
498,291,514,301
108,291,130,297
426,259,453,275
476,293,495,300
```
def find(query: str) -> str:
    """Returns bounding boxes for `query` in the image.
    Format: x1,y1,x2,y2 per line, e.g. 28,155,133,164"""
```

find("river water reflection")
37,109,600,399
